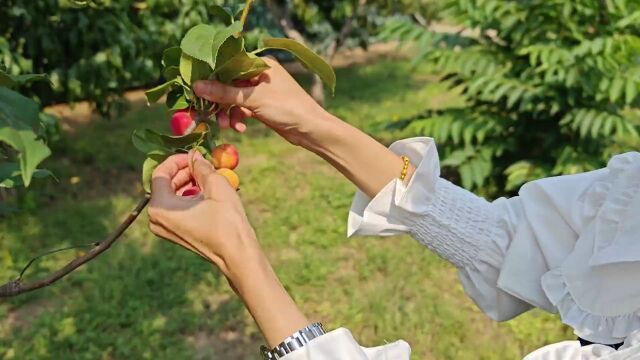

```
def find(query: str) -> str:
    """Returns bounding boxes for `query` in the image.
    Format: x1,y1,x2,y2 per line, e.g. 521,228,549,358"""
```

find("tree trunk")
309,74,325,106
265,0,366,106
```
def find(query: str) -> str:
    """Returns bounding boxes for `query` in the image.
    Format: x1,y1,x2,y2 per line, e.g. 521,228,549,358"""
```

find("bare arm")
300,111,415,198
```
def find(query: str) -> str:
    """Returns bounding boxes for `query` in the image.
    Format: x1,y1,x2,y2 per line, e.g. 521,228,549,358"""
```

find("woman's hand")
148,152,311,347
193,57,328,146
147,152,260,280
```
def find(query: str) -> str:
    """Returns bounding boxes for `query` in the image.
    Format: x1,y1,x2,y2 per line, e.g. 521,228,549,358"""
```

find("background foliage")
1,0,254,116
381,0,640,195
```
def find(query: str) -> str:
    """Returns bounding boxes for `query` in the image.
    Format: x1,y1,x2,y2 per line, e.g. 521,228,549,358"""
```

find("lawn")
0,58,572,359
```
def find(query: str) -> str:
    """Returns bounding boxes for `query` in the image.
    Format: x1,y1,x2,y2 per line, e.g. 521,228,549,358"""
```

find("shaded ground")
0,58,572,360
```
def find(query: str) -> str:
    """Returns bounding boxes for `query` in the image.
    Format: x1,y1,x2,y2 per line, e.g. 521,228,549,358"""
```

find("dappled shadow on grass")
0,196,254,359
18,105,168,211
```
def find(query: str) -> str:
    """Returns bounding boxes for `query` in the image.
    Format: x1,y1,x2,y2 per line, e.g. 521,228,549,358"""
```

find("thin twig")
0,195,150,298
17,242,99,280
239,0,254,28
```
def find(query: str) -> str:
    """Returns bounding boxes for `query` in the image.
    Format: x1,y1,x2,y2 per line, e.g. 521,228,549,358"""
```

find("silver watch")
260,322,326,359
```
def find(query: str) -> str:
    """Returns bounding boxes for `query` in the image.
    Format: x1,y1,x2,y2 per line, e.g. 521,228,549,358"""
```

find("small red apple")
170,109,197,136
211,144,239,170
181,186,201,197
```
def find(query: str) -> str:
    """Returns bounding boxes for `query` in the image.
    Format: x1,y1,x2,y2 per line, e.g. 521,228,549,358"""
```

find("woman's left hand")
147,152,311,347
147,152,261,280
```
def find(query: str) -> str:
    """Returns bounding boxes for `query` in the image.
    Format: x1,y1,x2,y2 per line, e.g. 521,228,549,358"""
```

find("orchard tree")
0,0,336,297
380,0,640,196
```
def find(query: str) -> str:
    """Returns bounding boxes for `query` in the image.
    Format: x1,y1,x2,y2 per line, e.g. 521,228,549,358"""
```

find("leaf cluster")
137,4,336,192
0,69,53,208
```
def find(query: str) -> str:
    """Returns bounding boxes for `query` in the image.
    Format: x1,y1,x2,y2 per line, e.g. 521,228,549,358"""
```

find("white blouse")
283,137,640,360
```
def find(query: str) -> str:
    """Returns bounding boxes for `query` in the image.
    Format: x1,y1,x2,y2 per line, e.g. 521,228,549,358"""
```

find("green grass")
0,59,572,359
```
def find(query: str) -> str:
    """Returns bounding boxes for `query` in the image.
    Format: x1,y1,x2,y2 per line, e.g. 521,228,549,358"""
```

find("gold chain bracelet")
400,155,410,181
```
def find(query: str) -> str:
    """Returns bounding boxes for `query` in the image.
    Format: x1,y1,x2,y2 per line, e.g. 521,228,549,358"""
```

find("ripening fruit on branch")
216,168,240,190
193,122,208,134
211,144,239,170
170,109,197,136
181,186,201,197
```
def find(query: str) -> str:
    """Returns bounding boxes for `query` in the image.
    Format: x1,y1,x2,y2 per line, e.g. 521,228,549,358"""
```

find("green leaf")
181,24,219,65
166,89,189,110
132,129,170,154
142,151,170,193
256,38,336,94
215,36,245,71
144,80,177,105
0,87,51,187
180,22,242,69
163,66,180,80
180,54,212,85
0,128,51,187
132,129,206,155
215,52,270,83
0,86,41,130
210,5,234,25
0,70,49,89
609,77,624,102
0,163,54,188
162,47,182,68
625,79,638,104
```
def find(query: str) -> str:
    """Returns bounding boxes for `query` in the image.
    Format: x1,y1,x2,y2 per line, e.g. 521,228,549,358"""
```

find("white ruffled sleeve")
348,137,534,321
281,328,410,360
348,137,640,344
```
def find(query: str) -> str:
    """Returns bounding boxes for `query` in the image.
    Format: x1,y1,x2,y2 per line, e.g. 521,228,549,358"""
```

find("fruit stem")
239,0,254,28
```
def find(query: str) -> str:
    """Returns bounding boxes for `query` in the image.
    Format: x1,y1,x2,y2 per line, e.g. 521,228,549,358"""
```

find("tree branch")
0,194,150,298
239,0,255,30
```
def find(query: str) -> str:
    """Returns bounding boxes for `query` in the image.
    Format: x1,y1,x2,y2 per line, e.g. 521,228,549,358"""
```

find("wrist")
222,239,310,347
218,228,269,284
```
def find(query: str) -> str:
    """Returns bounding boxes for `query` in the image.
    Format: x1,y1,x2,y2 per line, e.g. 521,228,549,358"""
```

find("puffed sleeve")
347,137,613,323
522,329,640,360
280,328,411,360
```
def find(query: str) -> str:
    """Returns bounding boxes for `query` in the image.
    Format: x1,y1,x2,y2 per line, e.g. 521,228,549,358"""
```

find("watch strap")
261,322,326,359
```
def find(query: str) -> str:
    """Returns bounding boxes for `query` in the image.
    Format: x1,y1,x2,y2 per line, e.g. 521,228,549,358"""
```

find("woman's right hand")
193,57,329,147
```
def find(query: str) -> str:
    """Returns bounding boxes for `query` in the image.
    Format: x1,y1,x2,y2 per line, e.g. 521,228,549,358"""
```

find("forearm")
226,244,309,348
300,111,415,198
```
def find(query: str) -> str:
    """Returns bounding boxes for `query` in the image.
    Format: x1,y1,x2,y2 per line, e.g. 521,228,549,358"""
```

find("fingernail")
235,122,247,133
193,81,204,94
193,151,205,162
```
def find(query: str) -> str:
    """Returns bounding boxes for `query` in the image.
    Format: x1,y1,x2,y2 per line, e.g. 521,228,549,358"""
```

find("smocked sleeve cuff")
347,137,505,270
